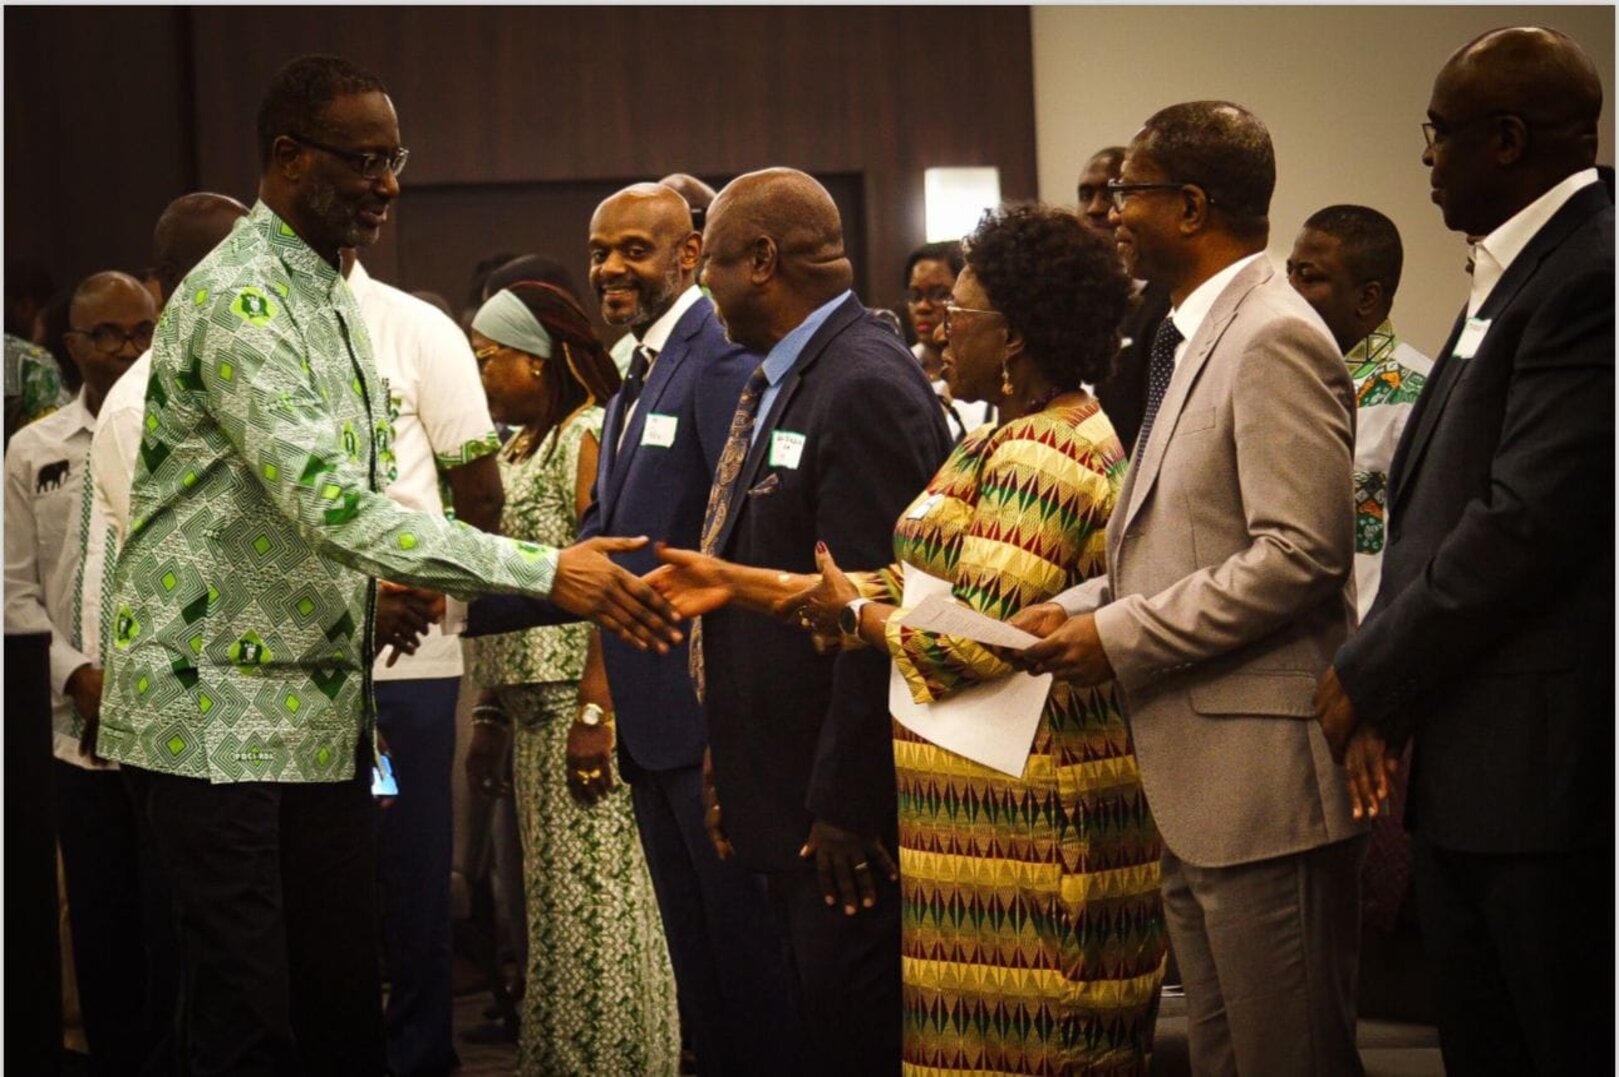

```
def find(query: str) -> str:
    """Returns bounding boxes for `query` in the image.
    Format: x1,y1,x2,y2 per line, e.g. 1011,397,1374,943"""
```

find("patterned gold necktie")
689,363,771,699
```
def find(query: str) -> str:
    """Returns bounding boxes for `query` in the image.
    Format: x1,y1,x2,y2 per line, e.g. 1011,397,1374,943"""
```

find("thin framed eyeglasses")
472,343,504,365
1420,113,1505,150
942,303,1004,336
68,322,154,354
1105,180,1212,212
288,134,410,179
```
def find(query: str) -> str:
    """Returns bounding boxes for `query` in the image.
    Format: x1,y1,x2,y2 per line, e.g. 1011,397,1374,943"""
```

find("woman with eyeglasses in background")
903,240,994,441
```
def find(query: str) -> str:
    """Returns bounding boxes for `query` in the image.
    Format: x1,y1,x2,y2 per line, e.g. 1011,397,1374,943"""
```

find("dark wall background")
6,6,1035,333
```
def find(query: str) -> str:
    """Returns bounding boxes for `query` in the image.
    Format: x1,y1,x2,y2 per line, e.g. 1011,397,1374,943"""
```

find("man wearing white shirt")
1013,102,1366,1076
1319,28,1613,1073
5,271,159,1075
345,251,505,1077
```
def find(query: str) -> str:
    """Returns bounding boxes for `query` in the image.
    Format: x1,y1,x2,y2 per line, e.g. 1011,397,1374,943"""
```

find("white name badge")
769,430,807,470
1453,317,1491,360
640,413,678,448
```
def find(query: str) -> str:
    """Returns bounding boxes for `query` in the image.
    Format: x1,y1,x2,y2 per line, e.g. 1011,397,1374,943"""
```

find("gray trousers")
1162,834,1369,1076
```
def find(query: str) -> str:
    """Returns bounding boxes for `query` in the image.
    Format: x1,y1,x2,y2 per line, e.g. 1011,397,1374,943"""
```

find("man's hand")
376,581,444,665
552,537,683,653
645,545,736,618
1015,612,1114,685
1006,601,1069,640
1314,664,1359,763
1342,726,1399,821
800,818,899,916
565,712,616,806
66,664,106,764
701,746,734,861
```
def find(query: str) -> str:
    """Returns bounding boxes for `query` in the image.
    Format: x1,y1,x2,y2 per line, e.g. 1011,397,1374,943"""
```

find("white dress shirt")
1469,168,1600,317
349,259,502,681
1167,252,1271,368
5,392,117,768
89,348,151,546
616,285,704,452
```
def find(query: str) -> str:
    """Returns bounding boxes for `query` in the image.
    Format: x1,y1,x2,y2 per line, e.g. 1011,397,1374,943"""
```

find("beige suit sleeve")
1094,314,1354,690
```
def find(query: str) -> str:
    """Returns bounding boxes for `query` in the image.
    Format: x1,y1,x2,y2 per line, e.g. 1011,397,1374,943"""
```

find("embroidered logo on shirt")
35,458,70,492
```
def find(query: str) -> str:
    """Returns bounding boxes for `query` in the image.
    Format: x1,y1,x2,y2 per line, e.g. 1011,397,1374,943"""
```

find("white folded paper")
886,566,1052,778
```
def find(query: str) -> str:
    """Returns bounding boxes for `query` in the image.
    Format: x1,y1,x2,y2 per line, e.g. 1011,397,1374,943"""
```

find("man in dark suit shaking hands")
1318,27,1614,1075
689,167,951,1072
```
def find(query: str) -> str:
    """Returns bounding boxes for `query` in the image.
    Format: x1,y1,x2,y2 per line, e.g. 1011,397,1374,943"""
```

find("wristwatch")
578,703,607,727
839,598,873,639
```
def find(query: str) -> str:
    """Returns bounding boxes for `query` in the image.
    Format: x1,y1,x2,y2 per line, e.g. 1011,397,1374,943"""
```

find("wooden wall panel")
7,8,1035,323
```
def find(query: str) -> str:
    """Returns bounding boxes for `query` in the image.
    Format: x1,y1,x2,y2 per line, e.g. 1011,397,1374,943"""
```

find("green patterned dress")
855,400,1166,1075
469,409,680,1077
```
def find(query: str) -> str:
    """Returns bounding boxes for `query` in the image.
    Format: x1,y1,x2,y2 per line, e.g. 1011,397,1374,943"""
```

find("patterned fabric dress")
469,408,680,1077
854,400,1166,1075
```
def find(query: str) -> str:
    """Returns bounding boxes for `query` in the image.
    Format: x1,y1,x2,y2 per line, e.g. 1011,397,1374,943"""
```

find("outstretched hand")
645,544,736,618
774,541,853,636
552,536,684,653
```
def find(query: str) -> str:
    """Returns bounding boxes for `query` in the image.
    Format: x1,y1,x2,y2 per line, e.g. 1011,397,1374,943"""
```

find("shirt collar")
761,290,850,387
1169,251,1266,345
63,389,96,434
345,257,372,294
635,285,704,354
1346,318,1398,366
251,201,344,296
1475,168,1600,281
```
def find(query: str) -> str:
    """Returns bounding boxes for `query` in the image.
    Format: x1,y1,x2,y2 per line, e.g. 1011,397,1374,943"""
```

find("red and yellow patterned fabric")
855,400,1166,1075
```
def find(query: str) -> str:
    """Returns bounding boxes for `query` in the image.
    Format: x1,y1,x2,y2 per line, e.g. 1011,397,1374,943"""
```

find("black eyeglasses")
1420,114,1505,150
69,322,154,354
905,285,953,306
289,134,410,179
1105,180,1214,212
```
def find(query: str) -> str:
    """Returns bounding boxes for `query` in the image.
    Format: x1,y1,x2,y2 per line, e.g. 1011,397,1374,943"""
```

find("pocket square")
746,473,781,498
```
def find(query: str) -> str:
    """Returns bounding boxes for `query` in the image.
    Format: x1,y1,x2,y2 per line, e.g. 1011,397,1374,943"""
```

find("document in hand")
886,567,1052,778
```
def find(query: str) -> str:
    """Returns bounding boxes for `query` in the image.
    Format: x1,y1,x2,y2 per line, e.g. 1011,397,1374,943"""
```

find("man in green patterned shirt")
98,55,679,1076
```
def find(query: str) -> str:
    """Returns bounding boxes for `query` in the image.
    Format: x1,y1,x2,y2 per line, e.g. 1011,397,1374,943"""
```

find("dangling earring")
530,361,544,380
1000,359,1014,398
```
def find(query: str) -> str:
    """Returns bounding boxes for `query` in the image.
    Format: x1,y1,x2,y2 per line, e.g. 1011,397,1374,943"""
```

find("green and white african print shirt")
99,202,559,783
1347,319,1432,623
5,332,70,447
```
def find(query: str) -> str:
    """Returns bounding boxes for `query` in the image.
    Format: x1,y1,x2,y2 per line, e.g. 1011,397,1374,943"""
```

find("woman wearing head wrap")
464,282,679,1075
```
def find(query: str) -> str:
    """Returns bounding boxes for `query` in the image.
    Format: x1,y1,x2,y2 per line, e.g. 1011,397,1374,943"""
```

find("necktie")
1132,318,1183,458
621,344,655,412
689,363,772,698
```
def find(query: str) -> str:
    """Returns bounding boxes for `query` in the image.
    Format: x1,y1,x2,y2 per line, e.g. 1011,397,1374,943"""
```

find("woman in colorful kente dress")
651,204,1166,1074
464,281,679,1076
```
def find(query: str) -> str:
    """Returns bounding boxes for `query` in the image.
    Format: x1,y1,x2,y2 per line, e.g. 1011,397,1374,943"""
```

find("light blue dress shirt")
749,290,852,448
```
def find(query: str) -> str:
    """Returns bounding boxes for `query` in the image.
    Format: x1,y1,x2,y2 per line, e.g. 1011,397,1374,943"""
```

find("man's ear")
271,135,307,180
748,236,778,284
1495,115,1529,167
1355,280,1386,320
1178,185,1213,235
678,231,702,274
1002,325,1026,363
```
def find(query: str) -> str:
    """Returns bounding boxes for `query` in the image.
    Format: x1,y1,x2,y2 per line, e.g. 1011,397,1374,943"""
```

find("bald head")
152,193,250,303
1441,27,1602,168
709,168,853,298
70,271,153,327
589,183,701,330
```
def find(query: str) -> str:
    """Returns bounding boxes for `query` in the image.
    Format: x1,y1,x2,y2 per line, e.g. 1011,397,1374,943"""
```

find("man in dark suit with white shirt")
1317,26,1614,1074
692,167,951,1073
581,183,799,1076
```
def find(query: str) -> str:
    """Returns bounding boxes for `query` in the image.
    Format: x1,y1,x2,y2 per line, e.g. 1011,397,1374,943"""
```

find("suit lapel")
714,295,861,555
601,303,706,529
1114,259,1270,540
1390,184,1611,505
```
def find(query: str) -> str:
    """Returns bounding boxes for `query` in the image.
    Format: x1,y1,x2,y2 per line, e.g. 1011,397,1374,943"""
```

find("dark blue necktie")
1133,318,1183,457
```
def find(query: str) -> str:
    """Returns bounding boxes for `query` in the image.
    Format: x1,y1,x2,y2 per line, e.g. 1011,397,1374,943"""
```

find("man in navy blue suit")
691,168,952,1073
1317,27,1613,1074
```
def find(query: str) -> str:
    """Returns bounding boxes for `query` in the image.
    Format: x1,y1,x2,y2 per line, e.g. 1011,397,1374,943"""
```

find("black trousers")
1413,836,1614,1075
627,761,803,1075
763,863,902,1075
54,761,152,1076
140,762,385,1077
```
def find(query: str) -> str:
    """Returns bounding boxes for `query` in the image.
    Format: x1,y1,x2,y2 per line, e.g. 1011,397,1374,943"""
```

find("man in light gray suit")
1010,101,1369,1076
